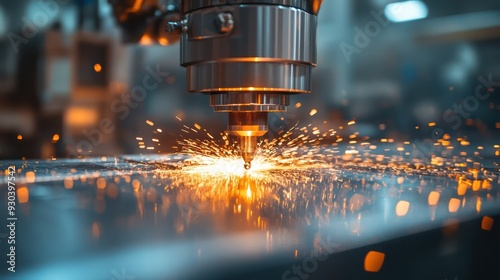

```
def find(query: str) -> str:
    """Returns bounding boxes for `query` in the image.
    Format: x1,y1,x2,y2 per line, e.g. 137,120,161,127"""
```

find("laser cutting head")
226,111,268,169
168,0,323,169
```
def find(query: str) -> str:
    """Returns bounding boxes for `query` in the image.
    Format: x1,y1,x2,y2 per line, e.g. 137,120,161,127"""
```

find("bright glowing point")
476,198,482,213
246,186,252,199
159,37,169,46
17,186,29,204
140,34,153,45
97,177,106,189
384,1,428,23
364,251,385,272
457,182,467,195
25,171,36,183
481,216,494,231
94,63,102,72
131,115,499,220
244,162,251,170
396,200,410,216
428,191,440,206
64,177,74,189
449,198,461,213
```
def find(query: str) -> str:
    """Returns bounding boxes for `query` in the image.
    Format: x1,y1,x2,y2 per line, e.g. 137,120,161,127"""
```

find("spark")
136,121,344,202
12,114,500,237
132,115,499,213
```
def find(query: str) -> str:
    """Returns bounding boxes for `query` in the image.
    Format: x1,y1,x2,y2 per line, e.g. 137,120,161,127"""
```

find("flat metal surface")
0,151,499,279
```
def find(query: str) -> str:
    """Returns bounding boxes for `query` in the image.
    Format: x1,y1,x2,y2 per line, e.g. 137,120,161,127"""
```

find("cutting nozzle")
227,112,268,170
244,161,251,170
240,135,257,170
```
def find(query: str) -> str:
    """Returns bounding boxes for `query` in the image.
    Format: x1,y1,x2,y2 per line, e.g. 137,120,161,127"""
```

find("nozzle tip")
244,161,251,170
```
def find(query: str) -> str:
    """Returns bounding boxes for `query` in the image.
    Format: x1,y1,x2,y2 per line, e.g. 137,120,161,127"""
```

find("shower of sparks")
173,121,339,174
4,113,499,237
129,118,346,203
135,116,500,177
129,114,500,210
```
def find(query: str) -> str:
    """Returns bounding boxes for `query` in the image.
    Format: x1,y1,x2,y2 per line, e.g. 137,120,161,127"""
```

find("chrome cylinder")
180,3,318,96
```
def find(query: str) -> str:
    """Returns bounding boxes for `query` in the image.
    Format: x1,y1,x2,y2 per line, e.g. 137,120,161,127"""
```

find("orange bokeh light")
395,200,410,216
448,198,461,213
428,191,440,206
481,216,494,231
64,177,74,189
25,171,35,183
17,186,29,204
364,251,385,272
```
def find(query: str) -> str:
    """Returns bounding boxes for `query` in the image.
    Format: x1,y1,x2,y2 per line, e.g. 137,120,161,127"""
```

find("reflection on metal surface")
1,119,499,279
449,198,461,213
395,200,410,216
25,171,35,183
64,177,74,189
17,186,29,203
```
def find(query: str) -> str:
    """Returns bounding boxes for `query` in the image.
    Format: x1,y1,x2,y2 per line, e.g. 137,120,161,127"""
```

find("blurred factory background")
0,0,499,160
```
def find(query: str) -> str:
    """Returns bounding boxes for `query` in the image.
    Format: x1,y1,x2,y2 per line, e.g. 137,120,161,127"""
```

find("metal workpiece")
4,152,500,280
